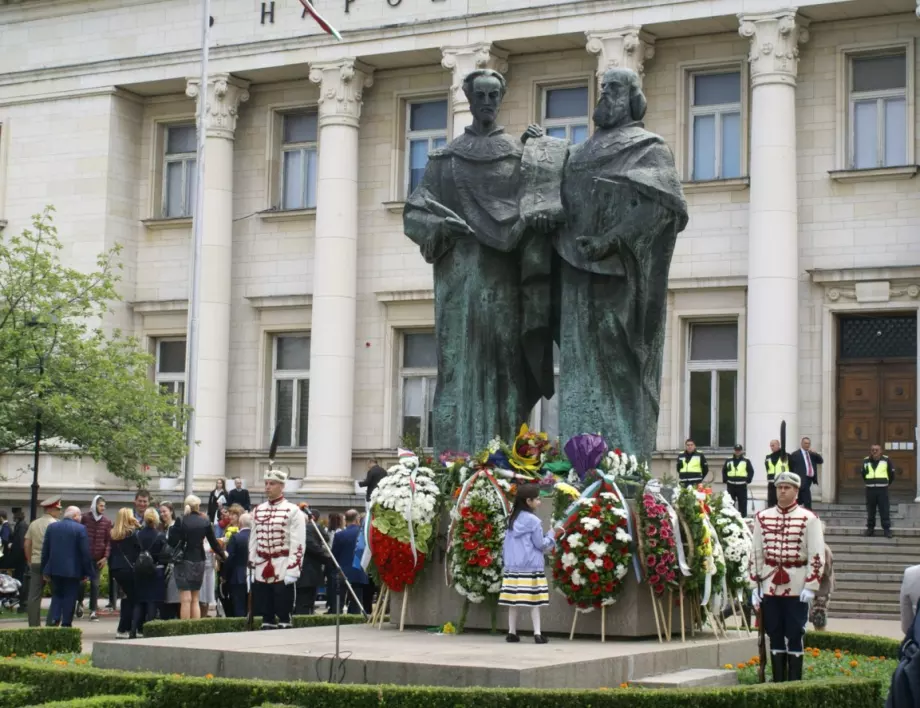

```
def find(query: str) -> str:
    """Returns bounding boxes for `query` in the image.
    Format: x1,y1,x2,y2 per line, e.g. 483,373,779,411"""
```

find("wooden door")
837,363,917,502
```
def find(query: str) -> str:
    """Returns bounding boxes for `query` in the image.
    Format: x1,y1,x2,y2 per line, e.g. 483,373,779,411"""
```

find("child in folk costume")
499,485,558,644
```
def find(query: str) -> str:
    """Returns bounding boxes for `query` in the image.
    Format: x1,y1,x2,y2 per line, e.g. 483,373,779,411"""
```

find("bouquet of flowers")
676,485,712,600
637,488,680,598
508,424,554,475
369,450,441,593
712,492,753,601
552,484,632,612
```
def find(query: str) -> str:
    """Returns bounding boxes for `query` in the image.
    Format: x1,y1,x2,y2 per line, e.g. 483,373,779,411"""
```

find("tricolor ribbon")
297,0,343,41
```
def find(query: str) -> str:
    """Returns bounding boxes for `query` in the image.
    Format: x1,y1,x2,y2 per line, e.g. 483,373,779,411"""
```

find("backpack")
886,597,920,708
133,536,157,579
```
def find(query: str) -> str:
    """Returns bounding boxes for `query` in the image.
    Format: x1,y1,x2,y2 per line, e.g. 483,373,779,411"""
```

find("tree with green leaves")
0,207,189,486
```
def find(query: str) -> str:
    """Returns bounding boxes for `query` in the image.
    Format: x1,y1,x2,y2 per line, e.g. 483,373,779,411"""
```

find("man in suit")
41,506,95,628
330,509,367,614
900,564,920,637
224,512,252,617
356,459,388,507
228,478,251,512
789,437,823,510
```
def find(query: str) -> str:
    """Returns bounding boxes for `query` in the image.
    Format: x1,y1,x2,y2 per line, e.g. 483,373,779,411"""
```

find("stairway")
812,503,920,620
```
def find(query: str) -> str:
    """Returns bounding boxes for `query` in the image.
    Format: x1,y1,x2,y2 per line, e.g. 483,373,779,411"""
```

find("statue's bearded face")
468,75,504,124
593,75,631,129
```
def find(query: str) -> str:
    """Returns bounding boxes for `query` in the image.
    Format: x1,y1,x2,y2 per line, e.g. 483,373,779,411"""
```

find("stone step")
830,543,920,556
824,527,920,539
830,599,901,616
832,571,906,583
835,561,914,574
633,668,739,689
834,589,903,603
833,579,902,593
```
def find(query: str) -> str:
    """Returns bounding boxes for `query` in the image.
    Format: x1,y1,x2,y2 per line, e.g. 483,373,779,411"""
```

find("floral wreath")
637,485,680,598
675,485,712,601
445,456,512,606
368,449,441,592
712,491,753,602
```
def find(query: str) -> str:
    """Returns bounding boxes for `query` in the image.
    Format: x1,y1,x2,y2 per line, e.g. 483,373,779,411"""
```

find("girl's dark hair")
328,512,343,532
509,484,540,527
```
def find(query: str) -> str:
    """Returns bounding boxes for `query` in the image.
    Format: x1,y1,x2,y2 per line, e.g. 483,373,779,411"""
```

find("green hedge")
0,659,883,708
807,631,900,658
0,628,81,657
40,565,110,599
0,681,35,708
32,696,146,708
143,614,366,637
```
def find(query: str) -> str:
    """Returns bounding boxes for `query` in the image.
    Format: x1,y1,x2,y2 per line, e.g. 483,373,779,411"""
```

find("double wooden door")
837,362,917,502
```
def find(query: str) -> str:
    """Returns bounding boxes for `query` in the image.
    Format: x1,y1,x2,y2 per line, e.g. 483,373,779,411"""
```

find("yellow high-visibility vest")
766,457,789,482
679,455,703,479
727,460,748,480
864,458,890,483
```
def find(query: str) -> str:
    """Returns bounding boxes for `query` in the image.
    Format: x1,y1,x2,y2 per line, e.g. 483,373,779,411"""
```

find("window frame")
540,83,591,144
835,40,915,173
684,321,740,451
154,337,187,429
404,98,449,197
161,123,197,219
847,52,908,170
687,69,743,182
397,330,437,450
675,58,749,184
279,111,319,211
270,333,311,449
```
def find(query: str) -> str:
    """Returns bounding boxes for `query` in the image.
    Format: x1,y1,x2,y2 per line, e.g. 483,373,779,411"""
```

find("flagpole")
184,0,210,498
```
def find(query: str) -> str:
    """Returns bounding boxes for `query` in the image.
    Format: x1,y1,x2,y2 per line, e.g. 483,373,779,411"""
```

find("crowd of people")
0,473,380,638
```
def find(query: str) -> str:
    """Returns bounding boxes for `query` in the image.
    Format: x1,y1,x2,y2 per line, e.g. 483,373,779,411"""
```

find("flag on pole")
298,0,343,41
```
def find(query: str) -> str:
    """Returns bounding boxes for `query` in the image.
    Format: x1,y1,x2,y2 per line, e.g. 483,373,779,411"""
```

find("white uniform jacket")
750,502,825,598
248,497,306,584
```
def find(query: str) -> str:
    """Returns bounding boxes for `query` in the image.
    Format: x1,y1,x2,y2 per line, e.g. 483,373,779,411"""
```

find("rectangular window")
689,71,742,181
399,331,437,449
162,124,197,218
155,338,187,426
272,334,310,448
281,112,319,209
543,85,590,145
406,100,448,195
686,322,738,449
849,53,907,169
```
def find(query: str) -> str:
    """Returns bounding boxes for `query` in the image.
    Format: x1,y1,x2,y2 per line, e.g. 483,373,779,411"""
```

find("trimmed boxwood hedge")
807,631,900,658
0,628,81,657
0,681,35,708
33,696,146,708
0,659,884,708
143,614,366,637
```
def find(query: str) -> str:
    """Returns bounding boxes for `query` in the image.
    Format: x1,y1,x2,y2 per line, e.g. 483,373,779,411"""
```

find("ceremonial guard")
750,472,825,683
764,439,790,508
248,468,306,629
722,444,754,517
677,439,709,487
862,443,894,538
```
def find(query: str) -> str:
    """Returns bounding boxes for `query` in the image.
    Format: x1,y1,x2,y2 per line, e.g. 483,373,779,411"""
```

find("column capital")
738,10,810,87
185,74,250,139
440,43,510,113
585,27,656,87
308,58,375,129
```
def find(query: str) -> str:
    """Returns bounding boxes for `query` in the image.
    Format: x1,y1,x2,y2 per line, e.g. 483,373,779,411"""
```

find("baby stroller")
0,572,21,612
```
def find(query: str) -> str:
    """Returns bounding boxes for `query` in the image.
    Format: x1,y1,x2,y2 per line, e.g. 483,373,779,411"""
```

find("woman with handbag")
174,495,226,620
158,502,181,620
108,508,140,639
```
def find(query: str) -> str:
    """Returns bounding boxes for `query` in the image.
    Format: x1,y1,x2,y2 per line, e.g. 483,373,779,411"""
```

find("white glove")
283,573,298,586
751,588,762,609
799,588,815,604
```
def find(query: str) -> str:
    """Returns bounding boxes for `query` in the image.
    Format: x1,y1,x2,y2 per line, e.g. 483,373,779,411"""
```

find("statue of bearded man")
554,68,689,459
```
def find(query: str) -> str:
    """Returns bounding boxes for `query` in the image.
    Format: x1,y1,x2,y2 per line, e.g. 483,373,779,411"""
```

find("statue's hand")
441,216,475,238
527,211,559,234
521,124,544,144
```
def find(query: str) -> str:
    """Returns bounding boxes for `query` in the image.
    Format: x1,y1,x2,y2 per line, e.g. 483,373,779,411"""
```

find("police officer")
862,443,894,538
677,438,708,488
764,439,789,508
722,444,754,517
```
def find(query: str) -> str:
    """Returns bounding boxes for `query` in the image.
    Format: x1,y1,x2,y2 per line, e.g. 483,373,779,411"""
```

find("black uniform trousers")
797,479,814,510
865,486,891,531
727,484,748,517
767,482,777,508
762,595,809,654
253,581,295,626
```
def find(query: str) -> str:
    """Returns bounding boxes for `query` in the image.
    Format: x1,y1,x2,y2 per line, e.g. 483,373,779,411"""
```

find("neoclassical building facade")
0,0,918,507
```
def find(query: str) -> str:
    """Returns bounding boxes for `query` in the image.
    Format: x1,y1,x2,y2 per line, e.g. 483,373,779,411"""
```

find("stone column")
305,59,373,493
441,43,509,138
184,74,249,482
585,27,656,88
738,11,808,474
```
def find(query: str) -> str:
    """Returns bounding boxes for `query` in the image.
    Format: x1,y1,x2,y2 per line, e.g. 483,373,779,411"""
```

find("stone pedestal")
441,44,509,138
739,11,808,470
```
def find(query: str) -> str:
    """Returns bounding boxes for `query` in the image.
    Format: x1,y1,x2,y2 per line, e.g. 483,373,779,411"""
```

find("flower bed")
0,628,81,657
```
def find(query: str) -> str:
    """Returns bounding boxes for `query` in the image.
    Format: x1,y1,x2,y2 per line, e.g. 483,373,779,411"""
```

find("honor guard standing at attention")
677,439,709,488
862,443,895,538
722,444,754,517
249,467,306,629
750,472,825,683
764,439,789,508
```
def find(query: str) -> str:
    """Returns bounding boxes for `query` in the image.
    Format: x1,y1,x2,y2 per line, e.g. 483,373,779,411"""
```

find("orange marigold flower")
619,683,629,689
53,660,67,666
850,660,858,668
880,656,886,660
205,673,214,679
736,663,746,669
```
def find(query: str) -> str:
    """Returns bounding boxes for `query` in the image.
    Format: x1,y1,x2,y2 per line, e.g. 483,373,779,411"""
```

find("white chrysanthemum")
584,557,597,571
567,532,583,548
615,528,631,543
615,564,629,579
581,517,601,531
588,541,608,557
561,552,577,569
571,570,584,587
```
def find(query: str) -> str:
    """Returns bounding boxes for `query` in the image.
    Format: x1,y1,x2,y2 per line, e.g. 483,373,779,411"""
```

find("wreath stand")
635,519,668,644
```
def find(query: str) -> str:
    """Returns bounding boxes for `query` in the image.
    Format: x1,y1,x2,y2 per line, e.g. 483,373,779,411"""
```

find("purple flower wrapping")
563,434,608,481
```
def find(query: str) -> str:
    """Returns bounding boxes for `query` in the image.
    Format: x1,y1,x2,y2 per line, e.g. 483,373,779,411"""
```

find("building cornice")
245,293,313,310
376,289,434,304
129,299,189,314
809,266,920,284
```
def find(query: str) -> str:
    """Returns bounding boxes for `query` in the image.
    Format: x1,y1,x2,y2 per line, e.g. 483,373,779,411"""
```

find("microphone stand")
309,515,367,619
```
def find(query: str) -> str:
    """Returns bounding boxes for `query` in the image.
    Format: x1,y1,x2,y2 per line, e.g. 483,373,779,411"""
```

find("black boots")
787,654,803,681
771,652,787,683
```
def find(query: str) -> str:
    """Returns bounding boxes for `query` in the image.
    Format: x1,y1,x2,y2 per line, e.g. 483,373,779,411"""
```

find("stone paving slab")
634,668,738,688
92,624,758,688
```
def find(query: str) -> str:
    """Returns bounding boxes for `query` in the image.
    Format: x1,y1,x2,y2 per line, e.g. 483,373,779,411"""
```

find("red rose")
590,572,600,584
603,557,614,570
463,541,478,551
604,534,614,543
479,556,492,568
592,587,601,595
604,582,614,593
467,556,479,566
460,507,472,519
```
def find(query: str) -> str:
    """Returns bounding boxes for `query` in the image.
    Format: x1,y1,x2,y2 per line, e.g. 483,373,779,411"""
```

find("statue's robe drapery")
555,122,688,459
403,127,552,454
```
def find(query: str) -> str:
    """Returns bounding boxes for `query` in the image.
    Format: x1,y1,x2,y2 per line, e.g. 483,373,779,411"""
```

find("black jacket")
227,488,251,511
223,528,251,585
298,513,328,588
789,449,823,484
109,533,140,573
207,489,228,523
359,465,388,502
176,513,225,562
